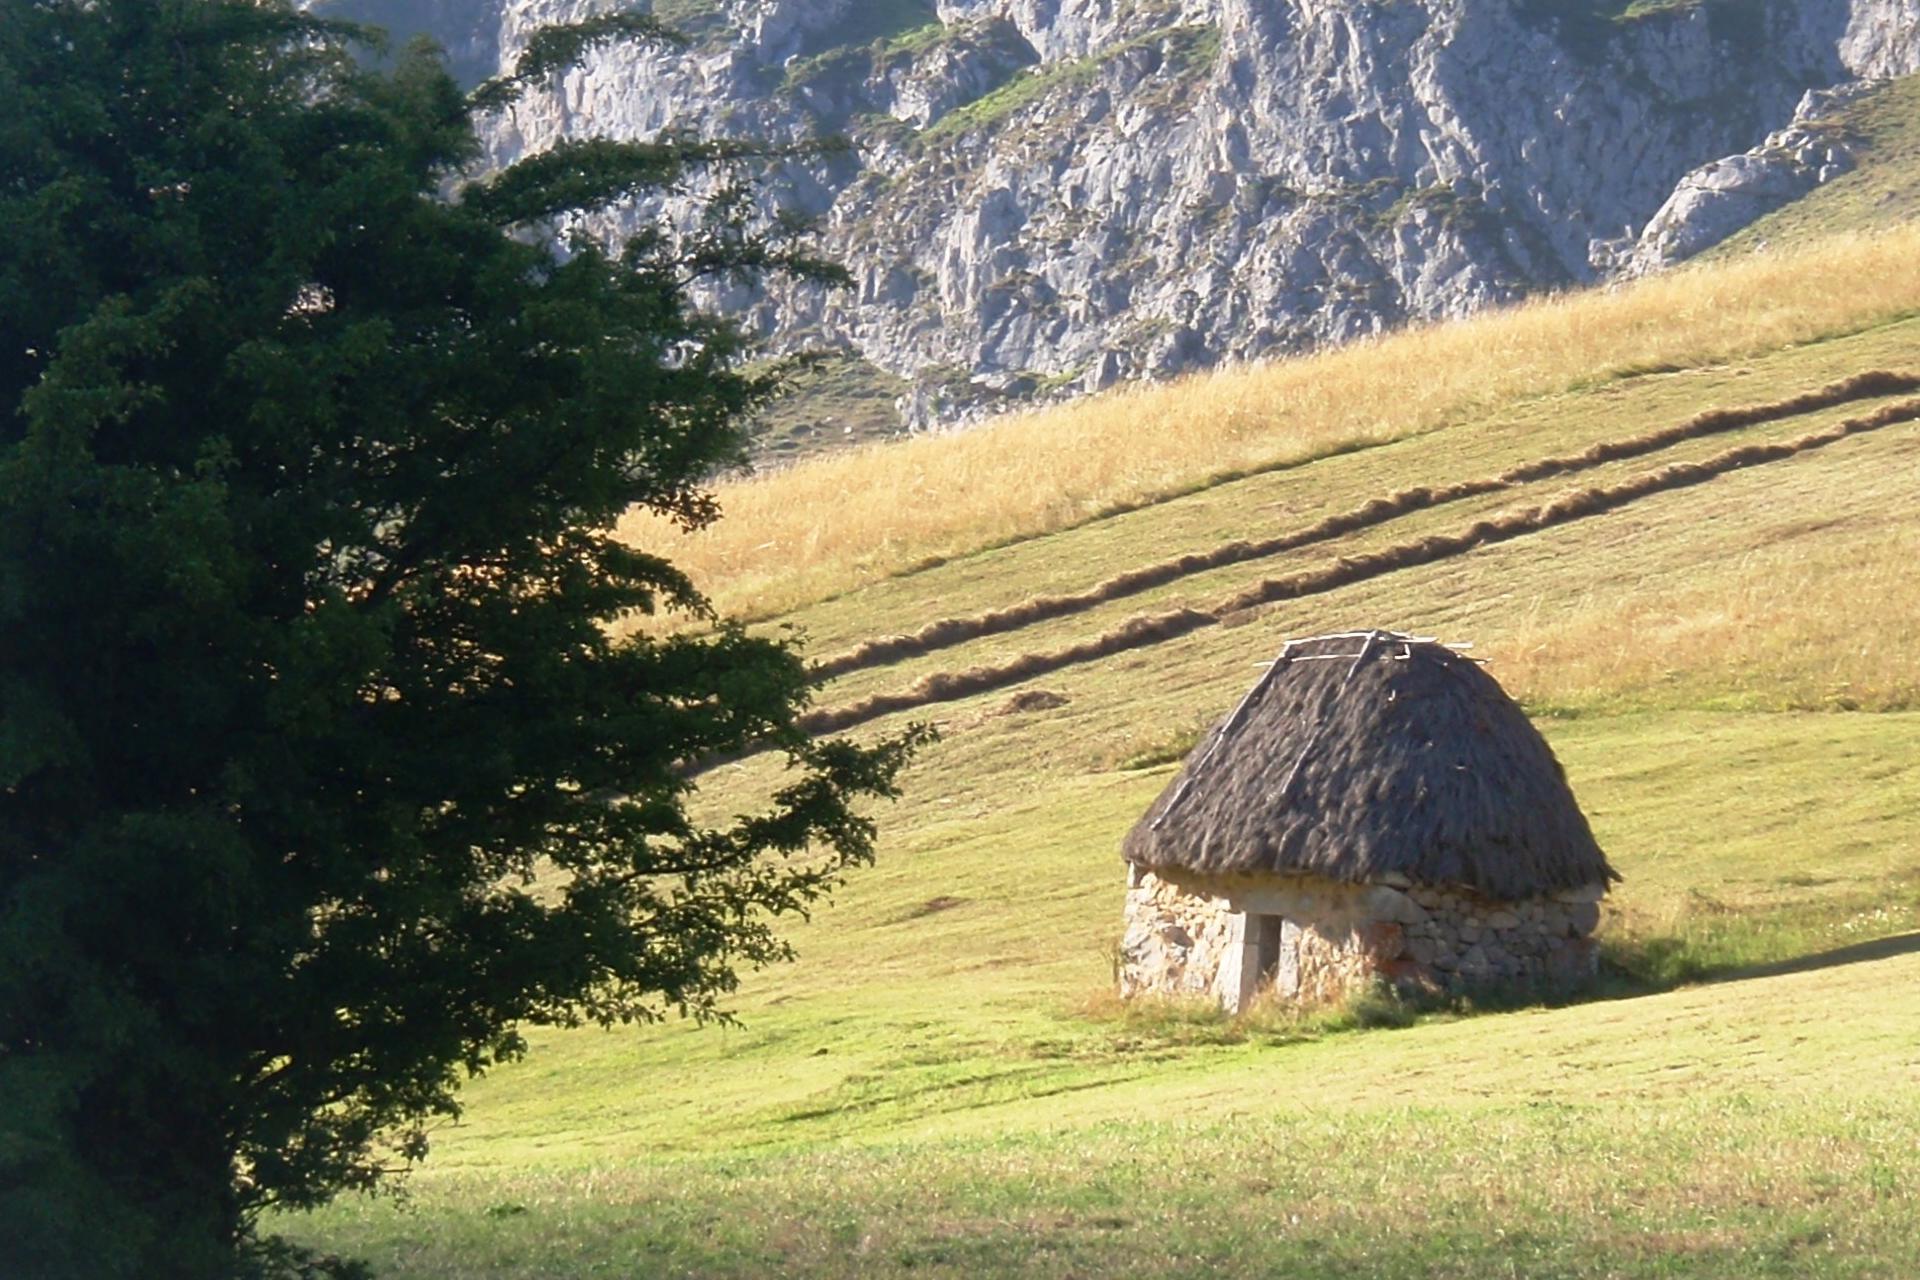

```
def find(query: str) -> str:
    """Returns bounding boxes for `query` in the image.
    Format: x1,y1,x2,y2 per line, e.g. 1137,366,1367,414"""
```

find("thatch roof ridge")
1121,631,1617,899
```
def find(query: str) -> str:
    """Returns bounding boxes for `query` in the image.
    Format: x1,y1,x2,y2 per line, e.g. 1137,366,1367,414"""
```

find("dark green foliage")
468,14,686,111
0,2,924,1276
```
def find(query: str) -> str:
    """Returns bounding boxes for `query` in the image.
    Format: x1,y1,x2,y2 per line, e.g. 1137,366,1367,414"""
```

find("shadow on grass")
1086,929,1920,1055
1713,930,1920,982
1596,923,1920,1002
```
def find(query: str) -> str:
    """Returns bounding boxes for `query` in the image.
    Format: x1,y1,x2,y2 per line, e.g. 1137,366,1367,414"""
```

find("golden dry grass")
1500,520,1920,713
621,227,1920,623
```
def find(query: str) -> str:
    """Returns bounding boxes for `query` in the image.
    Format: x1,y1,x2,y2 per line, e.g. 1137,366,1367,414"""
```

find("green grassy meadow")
285,296,1920,1274
282,69,1920,1266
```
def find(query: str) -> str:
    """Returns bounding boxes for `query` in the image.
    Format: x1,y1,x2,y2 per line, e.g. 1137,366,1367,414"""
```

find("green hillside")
282,235,1920,1276
1713,73,1920,256
748,354,911,465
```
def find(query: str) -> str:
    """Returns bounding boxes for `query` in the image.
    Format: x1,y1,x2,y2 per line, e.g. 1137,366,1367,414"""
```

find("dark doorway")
1254,914,1284,989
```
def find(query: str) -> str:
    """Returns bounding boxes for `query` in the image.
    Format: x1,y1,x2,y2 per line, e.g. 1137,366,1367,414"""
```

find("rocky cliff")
325,0,1920,431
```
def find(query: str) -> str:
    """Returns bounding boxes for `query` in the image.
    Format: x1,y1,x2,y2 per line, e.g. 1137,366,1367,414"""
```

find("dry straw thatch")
1121,632,1617,899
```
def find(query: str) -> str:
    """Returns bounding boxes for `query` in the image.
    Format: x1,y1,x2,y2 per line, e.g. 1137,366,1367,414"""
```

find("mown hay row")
809,371,1920,683
794,395,1920,737
626,229,1920,623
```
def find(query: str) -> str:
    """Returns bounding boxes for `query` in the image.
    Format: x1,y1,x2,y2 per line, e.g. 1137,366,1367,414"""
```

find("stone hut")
1119,631,1617,1010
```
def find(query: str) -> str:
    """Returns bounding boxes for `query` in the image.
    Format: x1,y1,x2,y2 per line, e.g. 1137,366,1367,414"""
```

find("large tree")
0,3,923,1275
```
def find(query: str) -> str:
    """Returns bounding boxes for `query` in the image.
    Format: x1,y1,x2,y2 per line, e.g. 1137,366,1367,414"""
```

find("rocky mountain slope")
323,0,1920,433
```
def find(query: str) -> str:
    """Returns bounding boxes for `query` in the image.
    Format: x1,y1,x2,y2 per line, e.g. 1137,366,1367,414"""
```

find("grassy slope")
282,96,1920,1270
624,228,1920,624
748,353,908,466
309,942,1920,1277
290,268,1920,1274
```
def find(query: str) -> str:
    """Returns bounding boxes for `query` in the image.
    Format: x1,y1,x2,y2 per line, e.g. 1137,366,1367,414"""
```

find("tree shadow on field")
1713,930,1920,984
1598,927,1920,999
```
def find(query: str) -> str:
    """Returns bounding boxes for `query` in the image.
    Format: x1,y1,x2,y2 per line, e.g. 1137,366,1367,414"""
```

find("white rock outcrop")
325,0,1920,427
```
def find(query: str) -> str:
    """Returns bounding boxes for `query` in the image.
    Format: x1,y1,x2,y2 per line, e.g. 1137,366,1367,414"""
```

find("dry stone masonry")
1121,868,1603,1008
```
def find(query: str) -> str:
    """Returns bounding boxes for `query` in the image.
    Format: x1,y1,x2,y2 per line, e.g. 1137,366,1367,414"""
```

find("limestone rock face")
329,0,1920,428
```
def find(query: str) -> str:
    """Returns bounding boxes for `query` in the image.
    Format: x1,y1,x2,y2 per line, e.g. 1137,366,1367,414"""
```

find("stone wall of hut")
1120,867,1604,1010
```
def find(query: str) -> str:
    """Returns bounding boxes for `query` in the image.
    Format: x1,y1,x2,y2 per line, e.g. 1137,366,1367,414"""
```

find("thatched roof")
1122,631,1616,898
